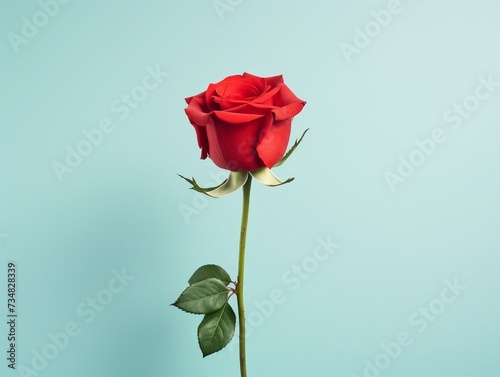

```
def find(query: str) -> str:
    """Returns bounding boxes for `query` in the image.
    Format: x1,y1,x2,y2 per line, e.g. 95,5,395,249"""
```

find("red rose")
184,73,306,172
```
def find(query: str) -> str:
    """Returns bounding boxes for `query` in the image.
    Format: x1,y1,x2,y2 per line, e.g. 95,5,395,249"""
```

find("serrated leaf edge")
172,278,229,315
188,264,232,286
198,303,236,357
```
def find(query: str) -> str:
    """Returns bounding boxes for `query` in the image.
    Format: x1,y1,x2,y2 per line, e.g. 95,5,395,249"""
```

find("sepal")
178,172,248,198
274,128,309,167
188,264,232,286
250,167,294,187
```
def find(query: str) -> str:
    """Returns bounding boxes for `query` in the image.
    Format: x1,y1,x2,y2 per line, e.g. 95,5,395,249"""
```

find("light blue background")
1,1,499,376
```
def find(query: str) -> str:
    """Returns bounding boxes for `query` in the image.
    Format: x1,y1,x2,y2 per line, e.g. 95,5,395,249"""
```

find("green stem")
236,175,252,377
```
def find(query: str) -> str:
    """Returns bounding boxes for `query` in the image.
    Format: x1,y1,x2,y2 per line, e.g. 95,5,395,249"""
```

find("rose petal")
205,118,225,168
253,85,280,105
185,95,210,126
271,102,305,121
211,100,274,113
205,75,243,110
217,80,261,100
273,83,306,107
243,72,284,89
256,117,292,168
264,74,284,88
241,73,267,85
206,116,266,171
185,95,210,159
212,111,264,124
194,124,209,159
271,84,306,120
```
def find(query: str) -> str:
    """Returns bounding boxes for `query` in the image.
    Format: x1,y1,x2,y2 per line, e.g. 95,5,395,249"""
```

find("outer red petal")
256,116,292,168
184,95,210,159
264,74,284,88
206,115,266,172
272,101,305,121
184,95,210,125
241,72,267,86
272,84,306,120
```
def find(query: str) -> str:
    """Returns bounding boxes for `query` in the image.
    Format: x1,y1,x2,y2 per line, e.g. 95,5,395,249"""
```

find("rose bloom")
184,73,305,172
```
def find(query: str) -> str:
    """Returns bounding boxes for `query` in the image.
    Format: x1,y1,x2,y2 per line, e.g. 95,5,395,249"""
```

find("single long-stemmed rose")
173,72,306,377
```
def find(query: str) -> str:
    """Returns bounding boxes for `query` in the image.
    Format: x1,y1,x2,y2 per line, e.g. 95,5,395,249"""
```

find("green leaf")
250,167,294,187
178,172,249,198
198,303,236,357
172,278,229,314
274,128,309,167
188,265,232,286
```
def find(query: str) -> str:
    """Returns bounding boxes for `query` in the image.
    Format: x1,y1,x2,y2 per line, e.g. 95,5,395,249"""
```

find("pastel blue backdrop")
1,1,499,376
